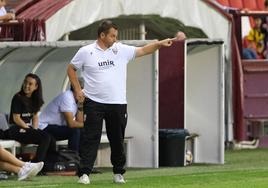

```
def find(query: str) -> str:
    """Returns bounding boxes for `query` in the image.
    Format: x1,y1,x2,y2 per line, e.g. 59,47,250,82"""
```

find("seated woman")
8,73,56,163
0,145,43,180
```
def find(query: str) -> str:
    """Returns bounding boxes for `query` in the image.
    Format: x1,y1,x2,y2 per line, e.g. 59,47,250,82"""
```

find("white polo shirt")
38,90,77,130
70,41,136,104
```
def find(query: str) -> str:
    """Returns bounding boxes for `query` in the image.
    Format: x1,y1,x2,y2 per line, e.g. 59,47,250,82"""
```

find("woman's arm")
12,114,29,129
32,113,38,129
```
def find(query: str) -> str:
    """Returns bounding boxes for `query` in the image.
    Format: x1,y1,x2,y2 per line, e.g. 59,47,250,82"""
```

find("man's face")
102,27,118,48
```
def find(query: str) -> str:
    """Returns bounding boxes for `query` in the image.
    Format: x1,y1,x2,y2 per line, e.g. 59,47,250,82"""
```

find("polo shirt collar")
94,41,114,51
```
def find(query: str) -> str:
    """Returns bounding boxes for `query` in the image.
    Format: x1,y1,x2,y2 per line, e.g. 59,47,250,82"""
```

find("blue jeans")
243,48,257,59
44,125,80,152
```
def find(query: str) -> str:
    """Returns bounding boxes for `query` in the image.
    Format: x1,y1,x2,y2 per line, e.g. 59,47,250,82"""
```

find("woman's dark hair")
265,0,268,7
97,20,118,37
19,73,44,112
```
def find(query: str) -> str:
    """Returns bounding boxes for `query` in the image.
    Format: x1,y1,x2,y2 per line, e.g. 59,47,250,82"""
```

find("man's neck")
97,39,108,50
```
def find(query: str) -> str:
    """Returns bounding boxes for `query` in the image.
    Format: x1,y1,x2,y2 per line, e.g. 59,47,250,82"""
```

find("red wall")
159,41,185,129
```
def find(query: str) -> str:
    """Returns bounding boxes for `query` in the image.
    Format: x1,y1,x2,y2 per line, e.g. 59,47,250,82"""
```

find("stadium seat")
229,0,244,9
216,0,230,7
243,0,258,10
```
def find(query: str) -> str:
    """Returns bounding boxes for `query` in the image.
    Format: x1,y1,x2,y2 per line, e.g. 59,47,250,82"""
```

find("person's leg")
44,125,80,151
0,161,20,174
105,104,127,175
243,48,257,59
0,146,22,173
33,130,57,162
11,127,54,162
78,98,104,177
0,146,24,167
68,128,80,151
8,126,46,161
0,146,44,179
46,133,57,156
44,125,65,140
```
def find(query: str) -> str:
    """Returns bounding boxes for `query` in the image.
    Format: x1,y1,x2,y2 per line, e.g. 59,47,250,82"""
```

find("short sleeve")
10,95,22,114
59,92,75,112
70,47,86,70
118,43,136,62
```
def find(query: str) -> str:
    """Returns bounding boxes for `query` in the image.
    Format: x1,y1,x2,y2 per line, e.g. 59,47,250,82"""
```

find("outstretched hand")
160,38,174,47
159,31,186,47
136,34,185,58
172,31,186,41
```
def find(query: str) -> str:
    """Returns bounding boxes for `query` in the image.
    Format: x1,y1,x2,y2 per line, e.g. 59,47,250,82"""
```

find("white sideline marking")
16,185,59,188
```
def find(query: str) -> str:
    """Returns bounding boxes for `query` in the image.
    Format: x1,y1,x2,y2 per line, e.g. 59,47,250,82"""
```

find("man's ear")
100,32,105,38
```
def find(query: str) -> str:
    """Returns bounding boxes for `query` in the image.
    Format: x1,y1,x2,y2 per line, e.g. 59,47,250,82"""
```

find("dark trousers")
78,98,127,177
44,124,80,152
8,125,56,162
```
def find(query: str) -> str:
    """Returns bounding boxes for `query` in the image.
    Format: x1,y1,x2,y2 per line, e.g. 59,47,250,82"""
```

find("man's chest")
83,50,125,71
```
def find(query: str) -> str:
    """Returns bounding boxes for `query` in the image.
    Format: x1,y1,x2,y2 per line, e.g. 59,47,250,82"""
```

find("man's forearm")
141,41,162,56
76,104,84,123
67,64,82,92
136,38,173,57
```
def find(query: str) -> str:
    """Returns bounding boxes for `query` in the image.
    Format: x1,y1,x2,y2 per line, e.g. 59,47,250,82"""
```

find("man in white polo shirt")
38,79,84,152
67,20,185,184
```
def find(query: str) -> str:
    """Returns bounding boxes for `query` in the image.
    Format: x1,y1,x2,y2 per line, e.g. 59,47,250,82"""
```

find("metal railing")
0,20,24,41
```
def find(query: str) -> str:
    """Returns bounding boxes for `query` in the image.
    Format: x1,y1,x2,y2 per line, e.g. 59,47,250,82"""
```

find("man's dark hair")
97,20,118,37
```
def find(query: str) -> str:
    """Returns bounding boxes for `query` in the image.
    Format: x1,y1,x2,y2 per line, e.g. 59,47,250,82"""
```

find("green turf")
1,149,268,187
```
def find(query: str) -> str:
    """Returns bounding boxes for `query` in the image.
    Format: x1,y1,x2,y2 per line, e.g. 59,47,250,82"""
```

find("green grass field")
1,149,268,188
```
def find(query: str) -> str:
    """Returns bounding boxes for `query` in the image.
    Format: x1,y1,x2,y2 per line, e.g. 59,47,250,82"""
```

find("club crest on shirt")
112,47,118,55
